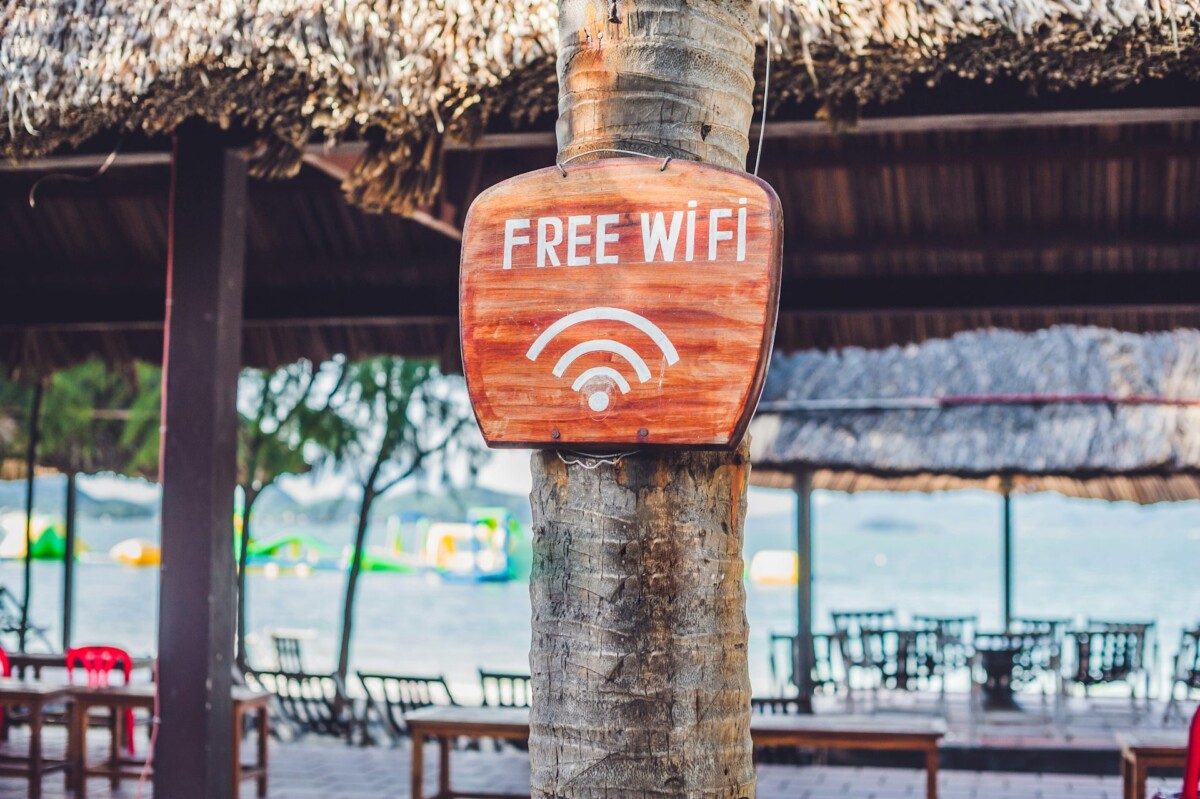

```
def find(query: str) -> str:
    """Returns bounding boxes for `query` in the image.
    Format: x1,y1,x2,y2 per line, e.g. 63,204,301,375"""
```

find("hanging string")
28,140,122,208
753,0,772,177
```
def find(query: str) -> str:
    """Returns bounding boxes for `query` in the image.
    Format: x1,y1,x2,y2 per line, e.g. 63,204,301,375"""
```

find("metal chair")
1065,620,1156,714
479,670,532,708
832,609,898,636
357,673,457,744
831,610,897,706
767,631,843,698
1166,628,1200,724
271,634,306,673
479,670,531,752
246,670,354,742
914,614,976,684
859,627,944,712
1010,617,1071,641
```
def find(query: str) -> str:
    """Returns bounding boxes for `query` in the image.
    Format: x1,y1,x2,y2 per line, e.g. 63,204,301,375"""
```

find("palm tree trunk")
20,379,44,653
530,1,759,795
336,486,375,681
236,487,259,671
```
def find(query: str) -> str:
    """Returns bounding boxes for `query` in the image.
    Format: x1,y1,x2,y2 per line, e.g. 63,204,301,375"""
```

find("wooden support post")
1001,479,1014,631
154,122,246,799
61,472,76,650
793,470,815,712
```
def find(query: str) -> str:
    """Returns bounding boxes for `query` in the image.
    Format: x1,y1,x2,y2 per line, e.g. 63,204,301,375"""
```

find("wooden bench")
1117,731,1190,799
406,706,946,799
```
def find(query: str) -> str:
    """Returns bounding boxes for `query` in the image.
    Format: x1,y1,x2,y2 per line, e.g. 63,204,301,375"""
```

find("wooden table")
0,680,71,798
407,707,530,799
405,707,946,799
69,684,270,798
1117,731,1190,799
752,714,946,799
233,688,271,798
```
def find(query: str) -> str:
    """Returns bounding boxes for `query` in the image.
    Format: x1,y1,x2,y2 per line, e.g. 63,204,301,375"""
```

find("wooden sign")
460,158,783,450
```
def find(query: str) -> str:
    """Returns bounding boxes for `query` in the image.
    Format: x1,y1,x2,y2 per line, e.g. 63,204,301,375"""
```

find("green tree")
40,361,160,478
233,361,346,669
327,357,485,680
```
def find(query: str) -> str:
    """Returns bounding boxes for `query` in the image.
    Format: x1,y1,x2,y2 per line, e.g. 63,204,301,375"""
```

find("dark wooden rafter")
4,269,1199,332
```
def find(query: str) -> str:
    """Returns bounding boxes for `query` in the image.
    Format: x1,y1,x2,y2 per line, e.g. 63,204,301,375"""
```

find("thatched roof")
749,326,1200,504
2,0,1197,212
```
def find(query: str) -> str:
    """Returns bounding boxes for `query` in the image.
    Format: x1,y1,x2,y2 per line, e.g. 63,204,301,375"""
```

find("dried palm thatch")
1,0,1197,213
749,326,1200,504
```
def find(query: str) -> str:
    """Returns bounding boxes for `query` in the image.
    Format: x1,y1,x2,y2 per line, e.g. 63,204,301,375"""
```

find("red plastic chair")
0,647,9,736
1154,704,1200,799
67,646,136,754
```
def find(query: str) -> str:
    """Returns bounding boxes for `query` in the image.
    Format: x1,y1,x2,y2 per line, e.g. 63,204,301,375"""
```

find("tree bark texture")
533,1,760,794
529,441,756,799
556,0,756,168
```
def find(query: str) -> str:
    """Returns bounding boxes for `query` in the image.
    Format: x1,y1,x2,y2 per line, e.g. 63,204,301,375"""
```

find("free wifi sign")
460,158,783,450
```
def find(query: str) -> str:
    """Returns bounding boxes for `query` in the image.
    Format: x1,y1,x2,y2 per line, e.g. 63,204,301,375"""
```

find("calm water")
3,488,1199,701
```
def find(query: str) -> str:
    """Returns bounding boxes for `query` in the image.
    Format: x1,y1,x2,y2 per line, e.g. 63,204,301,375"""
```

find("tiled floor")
0,694,1190,798
0,730,1180,799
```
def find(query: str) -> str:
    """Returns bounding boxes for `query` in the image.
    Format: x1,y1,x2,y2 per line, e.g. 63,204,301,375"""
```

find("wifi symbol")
526,307,680,412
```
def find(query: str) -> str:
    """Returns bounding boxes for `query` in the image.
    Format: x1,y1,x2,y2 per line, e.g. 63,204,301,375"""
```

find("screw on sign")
460,157,784,450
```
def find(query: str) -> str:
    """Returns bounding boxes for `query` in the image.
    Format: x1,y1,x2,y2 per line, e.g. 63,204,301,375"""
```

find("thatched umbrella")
1,0,1196,214
749,324,1200,697
751,325,1200,502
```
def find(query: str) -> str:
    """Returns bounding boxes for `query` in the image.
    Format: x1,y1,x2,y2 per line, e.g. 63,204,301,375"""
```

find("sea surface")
2,487,1198,702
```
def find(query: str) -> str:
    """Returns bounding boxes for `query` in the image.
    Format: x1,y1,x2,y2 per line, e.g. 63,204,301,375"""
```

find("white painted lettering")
503,218,530,269
736,198,747,262
639,211,684,262
567,216,592,266
595,214,620,265
709,208,733,260
537,217,562,267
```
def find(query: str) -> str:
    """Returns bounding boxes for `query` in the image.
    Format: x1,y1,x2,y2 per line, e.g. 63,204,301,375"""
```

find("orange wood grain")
460,158,783,450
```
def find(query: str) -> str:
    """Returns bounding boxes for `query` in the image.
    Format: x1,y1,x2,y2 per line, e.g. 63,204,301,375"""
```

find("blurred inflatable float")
0,512,87,560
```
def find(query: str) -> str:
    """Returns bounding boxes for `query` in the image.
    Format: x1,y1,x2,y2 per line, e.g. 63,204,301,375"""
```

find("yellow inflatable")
109,538,162,567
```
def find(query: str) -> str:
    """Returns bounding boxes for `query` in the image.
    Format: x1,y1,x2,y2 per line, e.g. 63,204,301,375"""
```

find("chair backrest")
358,672,456,739
1176,628,1200,690
0,647,10,679
914,614,976,670
272,635,305,673
1072,622,1154,683
859,627,902,671
832,610,897,635
914,614,976,642
768,631,842,694
66,646,133,687
1010,617,1070,640
479,670,532,708
247,670,350,738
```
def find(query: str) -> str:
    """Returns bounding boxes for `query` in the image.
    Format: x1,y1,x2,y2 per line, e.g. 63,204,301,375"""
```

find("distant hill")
253,483,531,526
0,477,156,520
